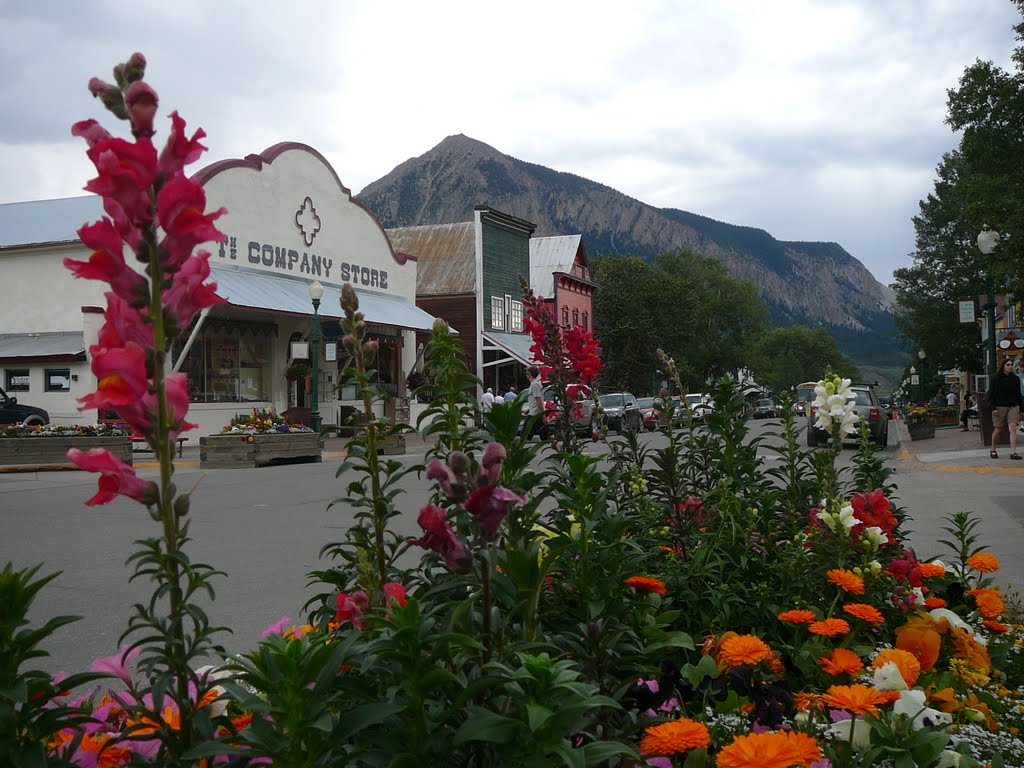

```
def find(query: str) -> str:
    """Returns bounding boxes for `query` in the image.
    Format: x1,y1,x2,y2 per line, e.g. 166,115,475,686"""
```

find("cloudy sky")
1,1,1019,286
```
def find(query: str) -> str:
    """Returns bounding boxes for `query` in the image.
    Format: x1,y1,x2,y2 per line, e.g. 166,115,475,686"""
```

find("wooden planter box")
908,422,936,441
0,436,133,469
199,432,323,469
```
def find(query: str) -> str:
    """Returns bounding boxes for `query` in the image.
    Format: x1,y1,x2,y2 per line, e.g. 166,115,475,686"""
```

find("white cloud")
0,0,1019,287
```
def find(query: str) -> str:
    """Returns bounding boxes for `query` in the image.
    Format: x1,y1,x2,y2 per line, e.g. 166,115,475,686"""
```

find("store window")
4,368,29,392
510,300,523,332
179,329,271,403
45,368,71,392
491,296,505,330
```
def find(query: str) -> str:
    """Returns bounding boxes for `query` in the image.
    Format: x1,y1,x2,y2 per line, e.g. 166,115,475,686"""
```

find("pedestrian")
960,393,977,431
504,385,517,404
524,365,550,441
986,358,1024,459
481,387,495,411
946,390,957,408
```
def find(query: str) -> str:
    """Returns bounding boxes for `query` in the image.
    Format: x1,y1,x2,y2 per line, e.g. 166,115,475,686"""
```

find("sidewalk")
893,415,1024,474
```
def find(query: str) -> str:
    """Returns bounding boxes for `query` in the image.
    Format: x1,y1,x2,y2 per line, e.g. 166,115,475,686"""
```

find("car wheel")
22,416,44,426
874,425,888,447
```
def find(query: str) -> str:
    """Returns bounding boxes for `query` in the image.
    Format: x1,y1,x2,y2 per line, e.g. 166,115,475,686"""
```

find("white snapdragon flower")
837,503,859,530
813,374,860,436
862,526,889,546
893,689,952,730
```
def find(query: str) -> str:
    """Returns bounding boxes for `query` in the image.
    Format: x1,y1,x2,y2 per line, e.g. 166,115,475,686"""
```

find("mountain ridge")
359,134,901,365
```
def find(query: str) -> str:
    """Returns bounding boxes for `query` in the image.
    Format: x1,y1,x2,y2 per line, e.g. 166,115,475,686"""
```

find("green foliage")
592,251,769,394
0,563,106,768
748,325,861,393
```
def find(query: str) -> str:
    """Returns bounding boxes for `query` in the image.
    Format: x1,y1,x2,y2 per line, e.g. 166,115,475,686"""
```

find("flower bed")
199,432,323,468
0,424,133,468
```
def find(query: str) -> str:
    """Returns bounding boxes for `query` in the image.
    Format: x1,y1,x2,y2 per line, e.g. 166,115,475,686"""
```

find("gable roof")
529,234,583,298
386,222,476,296
0,196,102,250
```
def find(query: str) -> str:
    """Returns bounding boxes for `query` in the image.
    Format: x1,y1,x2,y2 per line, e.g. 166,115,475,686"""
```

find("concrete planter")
0,436,133,469
908,422,936,441
200,432,323,469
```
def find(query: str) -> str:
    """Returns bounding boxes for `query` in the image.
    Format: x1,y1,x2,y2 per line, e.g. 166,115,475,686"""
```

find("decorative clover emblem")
294,196,321,247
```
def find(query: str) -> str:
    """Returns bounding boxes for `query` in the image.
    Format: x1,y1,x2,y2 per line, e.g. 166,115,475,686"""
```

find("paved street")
1,417,1021,675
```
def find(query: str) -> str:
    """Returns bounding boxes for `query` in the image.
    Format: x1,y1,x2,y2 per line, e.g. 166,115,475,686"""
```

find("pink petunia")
90,645,141,686
261,616,292,638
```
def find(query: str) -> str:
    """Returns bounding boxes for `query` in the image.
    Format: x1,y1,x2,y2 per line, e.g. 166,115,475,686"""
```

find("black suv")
0,385,50,426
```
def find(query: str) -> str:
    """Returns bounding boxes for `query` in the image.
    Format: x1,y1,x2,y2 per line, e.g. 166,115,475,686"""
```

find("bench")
968,416,980,431
132,437,189,458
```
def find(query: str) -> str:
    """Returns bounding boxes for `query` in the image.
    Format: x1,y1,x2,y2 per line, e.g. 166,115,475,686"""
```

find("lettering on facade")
216,235,388,289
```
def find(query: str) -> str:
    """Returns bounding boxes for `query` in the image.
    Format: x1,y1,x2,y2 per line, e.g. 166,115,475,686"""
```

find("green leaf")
453,710,520,745
336,702,405,739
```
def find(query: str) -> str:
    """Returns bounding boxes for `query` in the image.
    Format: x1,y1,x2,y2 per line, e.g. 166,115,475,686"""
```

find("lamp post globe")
309,280,324,433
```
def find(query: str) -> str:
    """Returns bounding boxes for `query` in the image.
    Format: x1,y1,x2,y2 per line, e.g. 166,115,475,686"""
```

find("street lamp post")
978,227,1000,446
910,366,918,404
918,349,927,402
309,279,324,433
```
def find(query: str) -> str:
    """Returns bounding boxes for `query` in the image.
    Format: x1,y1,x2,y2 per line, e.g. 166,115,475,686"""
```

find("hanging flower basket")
285,362,311,382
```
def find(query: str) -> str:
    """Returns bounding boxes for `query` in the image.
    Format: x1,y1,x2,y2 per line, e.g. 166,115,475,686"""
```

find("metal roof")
0,331,86,359
386,223,476,296
210,268,440,332
529,234,583,298
482,331,537,367
0,196,102,250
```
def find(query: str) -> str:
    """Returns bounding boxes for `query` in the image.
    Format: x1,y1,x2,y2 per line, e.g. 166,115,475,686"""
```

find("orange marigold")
777,609,817,624
872,648,921,686
818,647,864,676
968,588,1005,619
808,618,850,637
843,603,885,625
719,634,773,667
793,692,825,713
821,683,890,715
826,568,865,595
638,717,711,755
624,576,667,595
983,619,1010,633
716,730,821,768
966,552,1001,573
924,596,947,609
918,562,946,578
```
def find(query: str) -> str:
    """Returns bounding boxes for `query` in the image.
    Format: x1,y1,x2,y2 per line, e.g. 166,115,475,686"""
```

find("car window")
600,394,624,408
686,394,702,405
637,398,655,408
853,390,873,406
757,399,773,407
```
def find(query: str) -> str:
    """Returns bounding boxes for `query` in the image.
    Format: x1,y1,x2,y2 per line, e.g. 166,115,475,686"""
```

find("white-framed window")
491,296,505,330
510,300,523,332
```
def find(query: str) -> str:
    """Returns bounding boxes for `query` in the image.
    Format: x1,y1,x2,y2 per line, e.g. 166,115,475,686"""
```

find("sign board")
910,374,920,385
290,341,309,359
325,342,337,362
958,299,976,323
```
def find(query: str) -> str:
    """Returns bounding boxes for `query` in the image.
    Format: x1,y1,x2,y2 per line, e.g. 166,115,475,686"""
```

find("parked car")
0,385,50,426
806,384,889,447
637,396,682,431
599,392,642,432
752,398,780,419
519,383,596,435
684,393,713,421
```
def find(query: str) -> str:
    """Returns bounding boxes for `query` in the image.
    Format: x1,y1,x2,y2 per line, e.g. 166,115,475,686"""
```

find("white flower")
893,689,952,730
936,750,962,768
862,526,889,546
826,717,872,750
911,587,926,607
873,661,909,691
929,607,973,633
837,503,860,530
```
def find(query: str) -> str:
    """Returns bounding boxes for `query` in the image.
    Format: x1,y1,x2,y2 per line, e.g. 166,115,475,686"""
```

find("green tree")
893,3,1024,369
592,250,769,393
748,325,860,393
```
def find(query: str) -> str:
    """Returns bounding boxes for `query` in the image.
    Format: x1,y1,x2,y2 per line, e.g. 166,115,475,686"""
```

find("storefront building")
0,143,436,434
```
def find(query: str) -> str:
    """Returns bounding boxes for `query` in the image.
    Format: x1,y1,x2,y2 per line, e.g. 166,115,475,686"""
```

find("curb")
893,419,1024,475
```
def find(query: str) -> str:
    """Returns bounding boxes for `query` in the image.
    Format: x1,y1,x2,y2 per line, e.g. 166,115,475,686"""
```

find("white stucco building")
0,142,437,435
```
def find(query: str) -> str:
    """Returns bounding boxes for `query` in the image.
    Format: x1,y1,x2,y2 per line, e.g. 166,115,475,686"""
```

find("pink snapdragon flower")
67,448,157,506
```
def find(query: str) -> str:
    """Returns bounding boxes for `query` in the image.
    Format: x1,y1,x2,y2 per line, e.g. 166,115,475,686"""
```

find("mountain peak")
357,138,903,365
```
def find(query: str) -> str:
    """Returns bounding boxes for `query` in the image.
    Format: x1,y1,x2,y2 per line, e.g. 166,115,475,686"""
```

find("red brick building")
529,235,596,332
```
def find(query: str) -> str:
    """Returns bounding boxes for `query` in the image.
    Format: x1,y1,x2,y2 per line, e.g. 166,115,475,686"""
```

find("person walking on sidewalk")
987,358,1024,459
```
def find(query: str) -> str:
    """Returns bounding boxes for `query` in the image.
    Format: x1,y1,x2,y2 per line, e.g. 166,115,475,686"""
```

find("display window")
180,332,271,403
